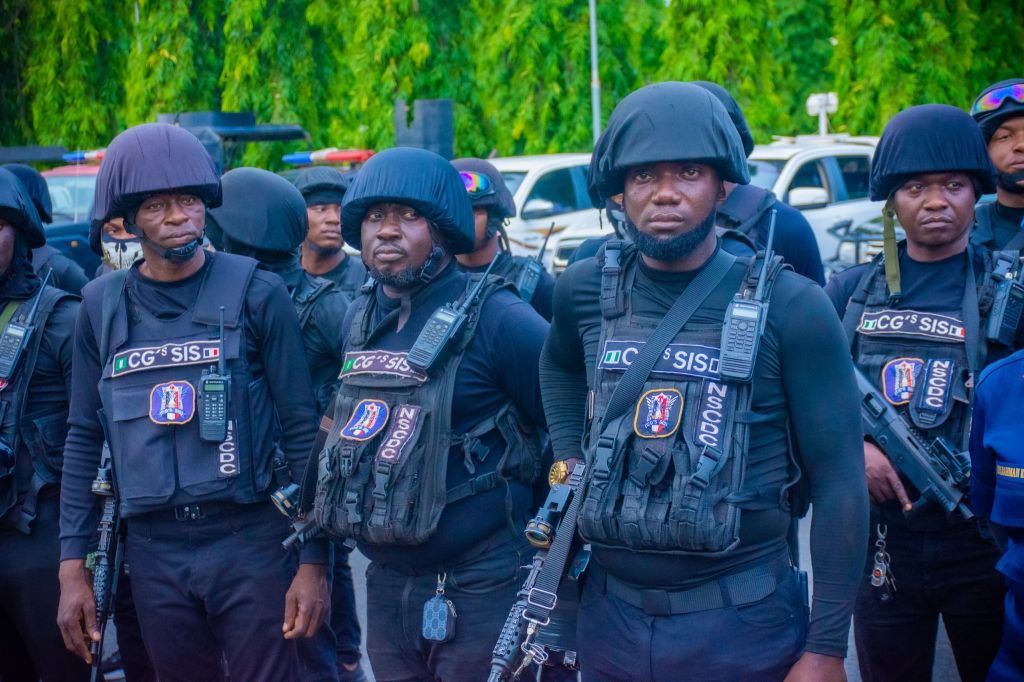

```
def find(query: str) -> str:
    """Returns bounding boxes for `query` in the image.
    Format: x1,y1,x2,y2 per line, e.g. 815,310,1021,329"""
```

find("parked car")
42,163,101,275
548,135,883,274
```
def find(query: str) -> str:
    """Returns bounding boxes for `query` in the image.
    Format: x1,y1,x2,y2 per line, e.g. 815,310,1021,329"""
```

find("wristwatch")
548,460,571,487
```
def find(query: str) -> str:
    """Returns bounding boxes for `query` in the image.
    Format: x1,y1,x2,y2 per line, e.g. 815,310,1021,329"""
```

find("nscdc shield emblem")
634,388,683,439
881,357,924,405
341,399,390,441
149,381,196,425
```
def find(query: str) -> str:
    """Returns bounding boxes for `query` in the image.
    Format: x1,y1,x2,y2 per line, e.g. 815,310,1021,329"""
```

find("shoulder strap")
191,253,257,329
454,274,514,353
292,275,335,328
840,256,885,348
1005,227,1024,253
598,239,631,319
718,185,775,236
0,300,18,331
971,203,996,249
601,249,736,426
99,270,130,362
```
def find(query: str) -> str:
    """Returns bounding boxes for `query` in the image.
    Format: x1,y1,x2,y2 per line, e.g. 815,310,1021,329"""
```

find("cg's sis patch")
112,340,222,378
340,351,427,383
858,310,966,343
149,381,196,425
341,399,390,441
634,388,683,438
881,357,924,405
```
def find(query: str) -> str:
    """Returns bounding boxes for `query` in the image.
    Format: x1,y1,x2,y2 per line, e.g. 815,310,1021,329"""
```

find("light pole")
589,0,601,144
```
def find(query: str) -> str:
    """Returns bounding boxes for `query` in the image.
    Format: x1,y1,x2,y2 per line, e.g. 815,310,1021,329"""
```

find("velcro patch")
600,340,720,380
149,381,196,425
910,358,955,429
340,351,427,382
341,399,390,441
693,381,731,450
113,341,221,378
858,310,965,343
634,388,683,439
881,357,924,405
377,405,422,463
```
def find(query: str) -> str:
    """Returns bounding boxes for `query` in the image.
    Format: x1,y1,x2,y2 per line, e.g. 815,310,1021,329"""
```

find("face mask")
101,233,144,270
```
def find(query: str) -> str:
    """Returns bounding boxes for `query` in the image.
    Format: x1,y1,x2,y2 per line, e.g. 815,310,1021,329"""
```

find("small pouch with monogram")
422,572,458,643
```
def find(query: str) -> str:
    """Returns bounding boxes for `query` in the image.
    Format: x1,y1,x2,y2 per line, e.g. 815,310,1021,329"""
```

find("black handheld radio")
719,209,777,383
407,258,498,373
986,254,1024,348
514,221,555,304
198,306,230,442
0,269,52,384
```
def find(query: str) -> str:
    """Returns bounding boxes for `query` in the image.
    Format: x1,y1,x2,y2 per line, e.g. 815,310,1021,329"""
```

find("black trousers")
0,492,90,682
854,521,1005,682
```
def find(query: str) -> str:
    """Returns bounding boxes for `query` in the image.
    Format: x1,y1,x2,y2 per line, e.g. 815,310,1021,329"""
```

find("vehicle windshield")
501,172,527,196
46,175,96,224
747,159,786,191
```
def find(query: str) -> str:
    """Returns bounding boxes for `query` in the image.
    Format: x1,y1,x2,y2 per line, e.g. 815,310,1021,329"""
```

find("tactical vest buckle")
593,434,617,481
340,446,355,478
628,447,662,488
690,446,723,490
343,490,362,524
372,461,393,501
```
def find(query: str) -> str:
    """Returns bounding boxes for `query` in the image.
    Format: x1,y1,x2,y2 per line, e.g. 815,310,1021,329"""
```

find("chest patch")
340,351,427,383
341,399,390,441
634,388,683,439
377,405,422,463
600,340,720,380
113,340,221,378
694,381,731,450
910,358,956,429
881,357,924,405
858,310,966,343
149,381,196,425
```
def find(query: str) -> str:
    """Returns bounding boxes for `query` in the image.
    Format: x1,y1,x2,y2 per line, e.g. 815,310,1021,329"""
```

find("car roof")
750,139,877,161
42,164,101,177
487,153,592,173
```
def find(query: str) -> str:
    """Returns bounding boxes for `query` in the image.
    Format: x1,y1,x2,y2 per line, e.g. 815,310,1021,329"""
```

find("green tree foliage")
773,0,834,129
0,0,31,145
124,0,224,126
656,0,794,141
21,0,128,149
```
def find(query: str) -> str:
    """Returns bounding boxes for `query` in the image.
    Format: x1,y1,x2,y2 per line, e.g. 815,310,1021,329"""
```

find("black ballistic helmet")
2,163,53,223
293,166,352,207
342,147,475,254
691,81,756,158
451,158,516,220
91,123,221,229
588,81,750,205
0,168,46,248
870,104,996,201
972,78,1024,143
207,168,308,253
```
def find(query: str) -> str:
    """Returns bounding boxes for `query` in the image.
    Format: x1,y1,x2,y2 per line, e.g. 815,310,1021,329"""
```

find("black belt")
602,554,792,616
143,500,262,523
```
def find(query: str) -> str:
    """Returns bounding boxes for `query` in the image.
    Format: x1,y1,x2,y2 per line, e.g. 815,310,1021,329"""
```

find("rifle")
488,463,587,681
855,368,973,519
88,439,122,682
280,415,334,551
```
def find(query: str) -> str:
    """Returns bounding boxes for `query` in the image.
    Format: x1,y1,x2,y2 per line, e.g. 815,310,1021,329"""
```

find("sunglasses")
972,83,1024,115
459,171,495,198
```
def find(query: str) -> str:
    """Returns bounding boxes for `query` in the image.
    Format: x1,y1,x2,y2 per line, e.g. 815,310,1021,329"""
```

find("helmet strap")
882,197,902,303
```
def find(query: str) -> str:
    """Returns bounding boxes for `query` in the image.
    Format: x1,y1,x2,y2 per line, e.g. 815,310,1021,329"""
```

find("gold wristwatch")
548,460,571,487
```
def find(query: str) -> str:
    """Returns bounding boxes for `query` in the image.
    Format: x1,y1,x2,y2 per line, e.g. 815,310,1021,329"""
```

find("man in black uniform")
2,164,89,294
56,123,328,682
825,104,1014,681
312,147,549,681
0,170,84,681
209,166,365,682
452,157,556,320
541,82,867,680
971,78,1024,251
294,166,368,300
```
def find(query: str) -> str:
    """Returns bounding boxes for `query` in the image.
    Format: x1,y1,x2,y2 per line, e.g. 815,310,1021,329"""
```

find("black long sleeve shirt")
540,244,867,657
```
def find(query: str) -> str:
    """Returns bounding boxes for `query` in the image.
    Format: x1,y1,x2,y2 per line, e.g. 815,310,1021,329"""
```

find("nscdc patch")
634,388,683,439
149,381,196,425
881,357,924,405
341,399,390,441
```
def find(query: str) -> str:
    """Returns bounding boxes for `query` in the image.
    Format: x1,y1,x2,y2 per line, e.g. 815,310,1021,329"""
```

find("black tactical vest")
579,242,790,555
0,286,75,530
487,251,538,304
95,254,282,515
841,247,997,452
292,273,336,328
314,275,541,546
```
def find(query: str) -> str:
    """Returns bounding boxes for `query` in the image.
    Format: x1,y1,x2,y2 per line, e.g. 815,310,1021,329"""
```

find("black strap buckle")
372,461,392,501
174,504,204,521
339,446,355,477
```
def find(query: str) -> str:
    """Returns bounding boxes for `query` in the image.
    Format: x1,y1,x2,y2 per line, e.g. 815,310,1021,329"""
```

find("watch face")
548,461,569,487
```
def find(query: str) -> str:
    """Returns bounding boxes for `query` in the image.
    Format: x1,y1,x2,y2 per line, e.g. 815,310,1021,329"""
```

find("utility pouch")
422,573,457,643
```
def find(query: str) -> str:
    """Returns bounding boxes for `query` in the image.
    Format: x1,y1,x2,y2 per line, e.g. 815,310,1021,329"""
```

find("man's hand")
282,562,329,640
57,559,99,664
784,651,847,682
864,442,912,511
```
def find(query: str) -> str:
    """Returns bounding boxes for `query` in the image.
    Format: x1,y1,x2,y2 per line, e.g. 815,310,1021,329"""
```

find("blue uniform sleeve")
970,383,996,519
770,203,825,286
481,292,550,429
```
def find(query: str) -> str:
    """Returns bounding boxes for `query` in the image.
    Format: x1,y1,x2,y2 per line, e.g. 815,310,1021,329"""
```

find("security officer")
56,123,328,682
0,170,84,681
825,104,1014,681
3,162,90,294
312,147,549,680
970,347,1024,682
541,81,867,680
452,157,556,320
971,78,1024,251
294,166,368,300
209,166,365,682
91,216,144,277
